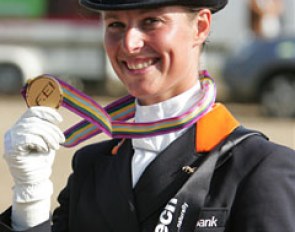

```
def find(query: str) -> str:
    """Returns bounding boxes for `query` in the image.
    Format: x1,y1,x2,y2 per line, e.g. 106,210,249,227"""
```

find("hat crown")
80,0,228,13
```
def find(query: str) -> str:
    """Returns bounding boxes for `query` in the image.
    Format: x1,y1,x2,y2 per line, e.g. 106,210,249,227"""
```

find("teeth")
127,59,153,70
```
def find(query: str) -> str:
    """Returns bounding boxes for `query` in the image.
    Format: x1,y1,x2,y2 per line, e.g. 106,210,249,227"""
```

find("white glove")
3,106,65,230
4,106,65,201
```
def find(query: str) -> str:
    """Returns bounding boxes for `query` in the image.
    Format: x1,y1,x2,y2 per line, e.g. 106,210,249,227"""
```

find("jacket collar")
196,103,240,153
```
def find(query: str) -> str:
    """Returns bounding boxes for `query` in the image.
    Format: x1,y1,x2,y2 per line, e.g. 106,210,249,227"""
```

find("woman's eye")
143,18,161,27
107,21,125,30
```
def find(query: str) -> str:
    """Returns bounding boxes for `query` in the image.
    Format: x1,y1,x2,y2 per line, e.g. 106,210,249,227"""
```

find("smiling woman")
103,6,210,104
1,0,295,232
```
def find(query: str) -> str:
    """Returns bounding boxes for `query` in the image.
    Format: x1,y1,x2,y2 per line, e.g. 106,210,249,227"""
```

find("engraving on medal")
26,75,63,109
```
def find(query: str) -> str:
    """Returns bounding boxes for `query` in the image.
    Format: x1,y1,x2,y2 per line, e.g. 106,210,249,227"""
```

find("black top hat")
80,0,228,13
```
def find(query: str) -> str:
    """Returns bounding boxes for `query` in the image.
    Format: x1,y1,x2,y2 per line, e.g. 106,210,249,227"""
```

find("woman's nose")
122,28,144,54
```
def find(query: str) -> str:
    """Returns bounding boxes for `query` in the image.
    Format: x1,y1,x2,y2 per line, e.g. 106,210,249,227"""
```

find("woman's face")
103,6,211,105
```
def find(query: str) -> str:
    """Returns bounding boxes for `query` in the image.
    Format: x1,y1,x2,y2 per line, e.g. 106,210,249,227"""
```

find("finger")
16,117,65,142
16,126,65,151
21,106,63,125
13,134,49,153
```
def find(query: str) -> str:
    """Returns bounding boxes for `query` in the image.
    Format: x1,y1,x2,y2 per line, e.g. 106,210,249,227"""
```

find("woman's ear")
193,9,212,46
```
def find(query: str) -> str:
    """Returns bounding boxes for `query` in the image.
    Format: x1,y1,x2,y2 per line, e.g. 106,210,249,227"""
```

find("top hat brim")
80,0,228,13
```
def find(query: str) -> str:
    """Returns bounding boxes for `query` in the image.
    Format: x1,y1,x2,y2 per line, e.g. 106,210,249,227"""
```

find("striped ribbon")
22,71,216,147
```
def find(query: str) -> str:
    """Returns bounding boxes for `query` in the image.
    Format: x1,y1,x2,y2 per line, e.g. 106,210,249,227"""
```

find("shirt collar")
134,81,201,123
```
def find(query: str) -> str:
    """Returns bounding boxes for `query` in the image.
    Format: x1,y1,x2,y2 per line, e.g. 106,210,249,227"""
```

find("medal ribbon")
22,70,216,147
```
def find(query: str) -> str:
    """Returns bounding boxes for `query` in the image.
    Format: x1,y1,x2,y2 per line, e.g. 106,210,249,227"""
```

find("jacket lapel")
134,126,200,223
94,140,140,232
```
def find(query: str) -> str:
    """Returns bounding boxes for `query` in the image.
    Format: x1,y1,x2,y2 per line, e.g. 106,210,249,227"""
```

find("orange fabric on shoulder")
196,103,240,153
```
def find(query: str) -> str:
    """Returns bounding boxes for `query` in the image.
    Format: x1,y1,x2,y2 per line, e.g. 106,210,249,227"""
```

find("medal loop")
22,71,216,147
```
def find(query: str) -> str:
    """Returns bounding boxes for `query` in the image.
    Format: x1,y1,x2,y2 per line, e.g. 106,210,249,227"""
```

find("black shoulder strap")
215,127,268,169
153,126,267,232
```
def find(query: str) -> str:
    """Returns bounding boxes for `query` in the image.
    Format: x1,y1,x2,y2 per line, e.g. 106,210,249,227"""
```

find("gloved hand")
4,106,65,203
3,106,65,230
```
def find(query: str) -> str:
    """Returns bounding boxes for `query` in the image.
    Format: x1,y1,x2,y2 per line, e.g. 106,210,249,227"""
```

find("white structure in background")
0,20,114,94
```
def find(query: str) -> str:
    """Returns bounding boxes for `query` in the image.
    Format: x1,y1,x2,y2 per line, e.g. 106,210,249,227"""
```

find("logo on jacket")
154,198,178,232
196,216,218,228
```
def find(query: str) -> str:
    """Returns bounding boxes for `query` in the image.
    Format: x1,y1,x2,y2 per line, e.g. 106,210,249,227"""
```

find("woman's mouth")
124,58,159,71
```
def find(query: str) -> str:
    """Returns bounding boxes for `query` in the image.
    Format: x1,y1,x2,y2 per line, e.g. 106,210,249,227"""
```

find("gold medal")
26,75,63,109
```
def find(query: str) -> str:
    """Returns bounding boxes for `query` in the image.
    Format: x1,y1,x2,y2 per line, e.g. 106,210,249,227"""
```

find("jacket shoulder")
234,132,295,161
224,131,295,180
207,129,295,208
227,136,295,231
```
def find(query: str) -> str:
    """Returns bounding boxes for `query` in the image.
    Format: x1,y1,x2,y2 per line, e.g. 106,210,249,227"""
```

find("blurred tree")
0,0,47,18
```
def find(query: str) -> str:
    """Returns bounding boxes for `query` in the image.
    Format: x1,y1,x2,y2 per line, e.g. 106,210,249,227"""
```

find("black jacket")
1,106,295,232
